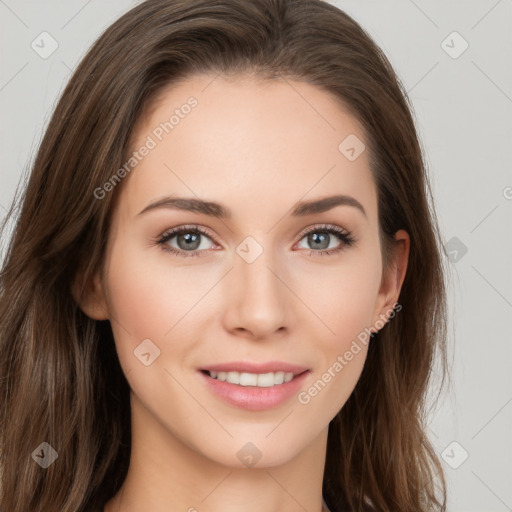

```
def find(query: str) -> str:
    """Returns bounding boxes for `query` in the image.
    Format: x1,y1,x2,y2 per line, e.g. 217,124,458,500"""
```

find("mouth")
198,362,310,411
200,369,308,387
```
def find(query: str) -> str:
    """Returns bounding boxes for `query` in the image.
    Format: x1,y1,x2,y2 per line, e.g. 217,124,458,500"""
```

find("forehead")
119,73,378,227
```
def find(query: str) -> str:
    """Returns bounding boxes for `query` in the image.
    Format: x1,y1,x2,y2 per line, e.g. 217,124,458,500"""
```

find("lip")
200,361,309,375
198,362,310,411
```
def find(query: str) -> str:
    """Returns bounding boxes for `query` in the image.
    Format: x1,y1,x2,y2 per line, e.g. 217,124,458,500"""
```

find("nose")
221,241,291,340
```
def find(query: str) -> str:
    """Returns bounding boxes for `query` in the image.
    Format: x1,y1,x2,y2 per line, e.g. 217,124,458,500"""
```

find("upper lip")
200,361,309,375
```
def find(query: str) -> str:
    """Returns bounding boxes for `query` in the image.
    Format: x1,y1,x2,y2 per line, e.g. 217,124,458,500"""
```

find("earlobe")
372,229,410,330
71,270,109,321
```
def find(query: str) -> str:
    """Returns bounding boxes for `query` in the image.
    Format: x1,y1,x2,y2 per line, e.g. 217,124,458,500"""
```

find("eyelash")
155,223,356,258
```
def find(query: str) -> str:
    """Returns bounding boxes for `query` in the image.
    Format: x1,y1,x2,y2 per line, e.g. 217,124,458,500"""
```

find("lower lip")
199,370,310,411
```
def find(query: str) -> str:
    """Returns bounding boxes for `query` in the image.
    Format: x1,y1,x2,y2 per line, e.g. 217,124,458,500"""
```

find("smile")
205,370,295,387
198,365,310,411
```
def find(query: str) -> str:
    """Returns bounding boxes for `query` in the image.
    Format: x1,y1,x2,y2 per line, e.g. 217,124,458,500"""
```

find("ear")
371,229,410,332
71,268,109,321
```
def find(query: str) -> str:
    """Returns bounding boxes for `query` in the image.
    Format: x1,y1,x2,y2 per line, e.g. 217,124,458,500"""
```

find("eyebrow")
137,194,367,219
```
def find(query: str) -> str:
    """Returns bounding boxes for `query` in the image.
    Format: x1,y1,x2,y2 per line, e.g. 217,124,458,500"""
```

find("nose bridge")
226,234,289,335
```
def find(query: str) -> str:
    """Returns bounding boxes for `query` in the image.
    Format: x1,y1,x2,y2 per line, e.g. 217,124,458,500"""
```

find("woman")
0,0,449,511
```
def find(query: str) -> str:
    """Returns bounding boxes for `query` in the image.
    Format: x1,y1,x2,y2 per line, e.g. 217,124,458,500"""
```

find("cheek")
101,242,175,381
297,250,382,352
105,255,166,339
104,240,203,339
103,237,225,378
295,260,379,424
333,266,380,342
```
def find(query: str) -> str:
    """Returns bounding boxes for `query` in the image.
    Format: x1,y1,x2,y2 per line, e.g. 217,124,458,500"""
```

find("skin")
75,73,409,512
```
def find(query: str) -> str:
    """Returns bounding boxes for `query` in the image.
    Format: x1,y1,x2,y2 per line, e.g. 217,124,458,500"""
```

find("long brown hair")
0,1,449,510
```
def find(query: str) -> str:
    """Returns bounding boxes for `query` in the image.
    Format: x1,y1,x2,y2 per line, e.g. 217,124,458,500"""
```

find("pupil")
179,232,200,250
310,232,329,250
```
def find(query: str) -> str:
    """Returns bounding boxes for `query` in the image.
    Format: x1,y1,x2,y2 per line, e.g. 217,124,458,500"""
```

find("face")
83,73,408,469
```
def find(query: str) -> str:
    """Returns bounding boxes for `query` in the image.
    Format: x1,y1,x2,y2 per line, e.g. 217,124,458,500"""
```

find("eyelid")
294,222,351,240
159,224,217,241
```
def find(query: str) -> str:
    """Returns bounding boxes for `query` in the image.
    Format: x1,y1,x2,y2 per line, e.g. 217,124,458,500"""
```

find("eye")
155,223,356,258
295,224,356,257
156,225,216,257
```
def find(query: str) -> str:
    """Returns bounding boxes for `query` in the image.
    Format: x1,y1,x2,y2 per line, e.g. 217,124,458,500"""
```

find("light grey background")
1,1,511,510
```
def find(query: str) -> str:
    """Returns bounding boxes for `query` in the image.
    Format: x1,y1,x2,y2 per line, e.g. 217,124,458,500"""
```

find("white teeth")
227,371,240,384
257,372,275,387
239,372,258,386
207,370,297,387
274,371,285,384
